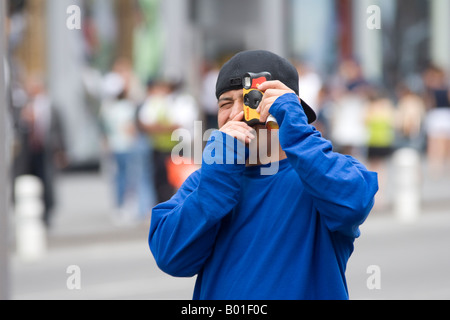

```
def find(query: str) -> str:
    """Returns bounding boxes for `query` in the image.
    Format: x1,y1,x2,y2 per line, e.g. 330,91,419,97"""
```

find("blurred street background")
1,0,450,300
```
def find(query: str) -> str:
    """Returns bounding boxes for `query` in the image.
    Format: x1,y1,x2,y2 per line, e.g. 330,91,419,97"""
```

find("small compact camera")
243,72,279,129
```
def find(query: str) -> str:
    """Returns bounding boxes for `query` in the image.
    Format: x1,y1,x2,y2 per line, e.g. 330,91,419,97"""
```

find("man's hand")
219,111,255,145
256,80,295,124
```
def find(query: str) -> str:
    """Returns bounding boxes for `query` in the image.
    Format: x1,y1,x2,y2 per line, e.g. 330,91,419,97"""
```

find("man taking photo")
149,50,379,300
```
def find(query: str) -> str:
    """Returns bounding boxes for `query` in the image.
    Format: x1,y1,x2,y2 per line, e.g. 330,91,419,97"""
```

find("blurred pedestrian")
111,57,146,104
296,60,323,110
423,66,450,177
395,83,426,150
329,59,370,157
137,80,180,203
112,58,158,220
167,80,199,147
131,119,157,221
100,72,146,223
365,91,396,210
330,91,368,157
17,74,66,227
336,59,370,94
366,92,395,161
165,80,200,190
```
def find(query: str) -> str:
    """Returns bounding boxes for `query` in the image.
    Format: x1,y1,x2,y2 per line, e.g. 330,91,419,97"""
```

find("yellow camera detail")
243,72,279,130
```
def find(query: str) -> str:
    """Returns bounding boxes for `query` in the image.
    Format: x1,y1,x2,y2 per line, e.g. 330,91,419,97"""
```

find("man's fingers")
264,89,294,99
220,120,256,144
224,128,255,144
256,83,294,115
258,95,278,123
230,129,254,144
257,80,292,92
223,121,252,132
229,123,255,139
232,111,244,122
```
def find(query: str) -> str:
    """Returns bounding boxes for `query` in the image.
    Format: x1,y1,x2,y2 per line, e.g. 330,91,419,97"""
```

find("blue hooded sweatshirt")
149,93,378,300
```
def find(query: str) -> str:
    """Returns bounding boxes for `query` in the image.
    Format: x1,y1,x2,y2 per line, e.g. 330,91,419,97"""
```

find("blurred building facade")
8,0,450,167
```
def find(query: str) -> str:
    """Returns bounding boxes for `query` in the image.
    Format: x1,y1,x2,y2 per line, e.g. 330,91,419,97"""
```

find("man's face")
217,88,267,135
216,88,285,169
217,89,244,129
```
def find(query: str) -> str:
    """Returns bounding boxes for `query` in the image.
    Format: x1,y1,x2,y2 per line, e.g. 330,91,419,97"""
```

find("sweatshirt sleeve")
149,131,247,277
270,93,379,238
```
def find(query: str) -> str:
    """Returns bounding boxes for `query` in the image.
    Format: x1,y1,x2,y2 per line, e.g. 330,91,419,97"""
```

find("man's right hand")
219,111,255,145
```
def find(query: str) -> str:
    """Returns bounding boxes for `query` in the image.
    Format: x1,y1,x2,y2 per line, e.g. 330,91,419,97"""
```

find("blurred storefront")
7,0,450,167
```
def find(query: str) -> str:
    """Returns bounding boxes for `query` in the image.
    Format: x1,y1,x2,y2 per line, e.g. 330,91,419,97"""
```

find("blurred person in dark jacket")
16,74,66,227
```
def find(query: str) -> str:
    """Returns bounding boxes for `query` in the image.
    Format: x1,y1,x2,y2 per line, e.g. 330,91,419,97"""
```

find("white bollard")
392,148,422,223
14,175,47,261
